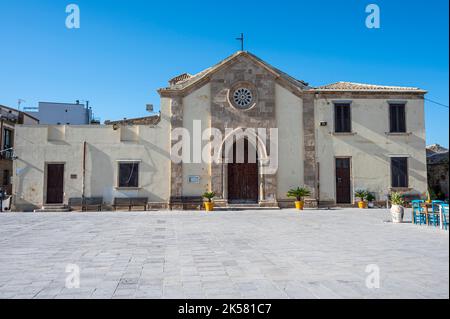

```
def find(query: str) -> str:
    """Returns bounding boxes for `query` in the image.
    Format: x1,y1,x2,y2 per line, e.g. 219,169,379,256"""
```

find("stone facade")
170,97,184,207
209,55,278,206
302,93,317,206
159,52,316,208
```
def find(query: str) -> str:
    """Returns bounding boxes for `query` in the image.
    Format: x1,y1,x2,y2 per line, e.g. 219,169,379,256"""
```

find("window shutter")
391,157,408,188
335,104,351,133
390,104,406,133
335,105,342,132
398,105,406,132
343,106,351,132
390,105,397,132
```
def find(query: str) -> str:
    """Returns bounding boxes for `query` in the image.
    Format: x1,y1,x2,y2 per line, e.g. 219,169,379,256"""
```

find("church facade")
12,51,428,211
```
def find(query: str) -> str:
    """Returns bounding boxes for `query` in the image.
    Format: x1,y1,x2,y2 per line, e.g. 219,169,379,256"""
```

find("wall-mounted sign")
188,176,200,184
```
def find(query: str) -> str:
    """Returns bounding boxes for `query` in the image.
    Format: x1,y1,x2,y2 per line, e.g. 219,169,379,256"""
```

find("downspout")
317,162,320,209
82,141,87,200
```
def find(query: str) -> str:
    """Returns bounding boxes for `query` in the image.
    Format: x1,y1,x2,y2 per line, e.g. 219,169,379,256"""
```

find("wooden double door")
227,139,259,203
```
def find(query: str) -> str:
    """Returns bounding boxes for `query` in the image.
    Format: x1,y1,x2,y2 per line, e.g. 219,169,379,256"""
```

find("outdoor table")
421,202,434,225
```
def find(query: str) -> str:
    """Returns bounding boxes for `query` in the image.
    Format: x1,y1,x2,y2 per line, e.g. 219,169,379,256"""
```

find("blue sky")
0,0,448,146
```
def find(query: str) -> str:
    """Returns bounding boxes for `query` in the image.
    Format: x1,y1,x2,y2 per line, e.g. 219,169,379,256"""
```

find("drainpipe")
82,141,87,200
317,162,320,209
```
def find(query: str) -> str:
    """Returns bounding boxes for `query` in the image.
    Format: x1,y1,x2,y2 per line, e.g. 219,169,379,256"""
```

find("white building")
25,101,94,125
0,104,39,196
12,51,428,211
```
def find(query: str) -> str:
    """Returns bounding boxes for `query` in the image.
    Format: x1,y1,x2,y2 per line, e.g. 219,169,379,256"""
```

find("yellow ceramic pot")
295,201,305,210
204,202,214,212
358,201,367,209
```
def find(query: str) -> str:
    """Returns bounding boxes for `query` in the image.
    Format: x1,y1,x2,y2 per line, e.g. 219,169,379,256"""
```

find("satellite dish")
146,104,154,112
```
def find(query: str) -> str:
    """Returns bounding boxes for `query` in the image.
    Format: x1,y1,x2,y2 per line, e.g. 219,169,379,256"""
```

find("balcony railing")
0,149,13,160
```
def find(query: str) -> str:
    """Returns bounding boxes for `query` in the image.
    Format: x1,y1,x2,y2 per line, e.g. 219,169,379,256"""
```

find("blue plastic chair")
428,211,440,227
441,204,449,231
411,200,426,225
432,200,445,213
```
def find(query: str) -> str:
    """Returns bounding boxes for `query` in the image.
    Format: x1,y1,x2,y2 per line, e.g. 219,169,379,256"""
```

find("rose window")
232,88,253,108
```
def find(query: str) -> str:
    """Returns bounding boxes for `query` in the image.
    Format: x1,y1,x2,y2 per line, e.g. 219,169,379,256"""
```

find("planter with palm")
203,192,216,212
287,187,311,210
355,189,368,209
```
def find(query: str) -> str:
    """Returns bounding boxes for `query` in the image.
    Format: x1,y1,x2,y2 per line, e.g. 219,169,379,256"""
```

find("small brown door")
228,140,259,203
336,158,351,204
46,164,64,204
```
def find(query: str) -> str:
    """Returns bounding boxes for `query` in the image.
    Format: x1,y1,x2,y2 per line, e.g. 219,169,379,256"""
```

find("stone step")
215,206,280,211
34,205,71,213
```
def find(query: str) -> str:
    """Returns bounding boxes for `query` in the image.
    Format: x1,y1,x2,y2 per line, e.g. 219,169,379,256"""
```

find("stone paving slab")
0,209,448,299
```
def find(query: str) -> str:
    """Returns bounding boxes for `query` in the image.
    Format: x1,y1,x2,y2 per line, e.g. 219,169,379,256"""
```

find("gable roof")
0,104,40,123
312,81,427,93
158,51,310,97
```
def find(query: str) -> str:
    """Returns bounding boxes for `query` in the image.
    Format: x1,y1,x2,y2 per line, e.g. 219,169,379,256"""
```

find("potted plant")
287,187,311,210
203,192,216,212
390,192,405,223
355,189,368,209
365,192,376,208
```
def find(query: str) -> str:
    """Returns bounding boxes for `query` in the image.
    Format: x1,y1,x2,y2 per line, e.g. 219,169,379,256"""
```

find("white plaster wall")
13,111,171,211
181,83,211,196
28,102,90,125
275,84,304,199
315,98,427,203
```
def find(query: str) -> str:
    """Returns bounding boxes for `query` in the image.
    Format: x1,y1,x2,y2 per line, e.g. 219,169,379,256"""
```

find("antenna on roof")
17,99,26,110
236,33,244,51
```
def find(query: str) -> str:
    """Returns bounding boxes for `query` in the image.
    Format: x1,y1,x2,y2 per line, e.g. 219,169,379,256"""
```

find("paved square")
0,209,448,299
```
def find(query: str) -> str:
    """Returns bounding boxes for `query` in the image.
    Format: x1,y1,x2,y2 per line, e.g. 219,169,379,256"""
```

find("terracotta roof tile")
313,81,426,93
105,115,160,126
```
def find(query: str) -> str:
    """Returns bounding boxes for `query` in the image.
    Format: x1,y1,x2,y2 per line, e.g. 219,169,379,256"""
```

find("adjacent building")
25,101,96,125
12,51,428,211
0,104,39,195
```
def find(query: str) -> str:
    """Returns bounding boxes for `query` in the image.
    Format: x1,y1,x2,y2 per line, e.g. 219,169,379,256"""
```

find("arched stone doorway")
226,138,259,203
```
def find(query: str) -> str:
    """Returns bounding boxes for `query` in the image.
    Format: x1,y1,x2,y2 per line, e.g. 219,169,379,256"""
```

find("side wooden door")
46,164,64,204
336,158,351,204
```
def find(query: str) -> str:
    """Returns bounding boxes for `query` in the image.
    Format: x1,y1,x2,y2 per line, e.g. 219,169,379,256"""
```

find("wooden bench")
113,197,148,211
68,198,83,211
170,196,203,210
68,197,103,212
85,197,103,211
130,197,148,211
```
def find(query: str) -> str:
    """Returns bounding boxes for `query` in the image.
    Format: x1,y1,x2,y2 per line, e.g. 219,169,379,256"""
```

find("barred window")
118,162,139,188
